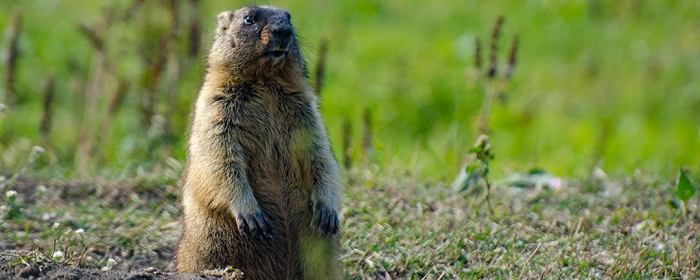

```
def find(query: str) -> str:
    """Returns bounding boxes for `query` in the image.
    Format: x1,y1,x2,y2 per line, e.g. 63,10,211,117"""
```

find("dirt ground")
0,251,241,280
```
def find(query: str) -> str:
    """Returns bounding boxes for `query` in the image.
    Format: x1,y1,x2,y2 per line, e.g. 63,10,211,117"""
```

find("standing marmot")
176,6,342,280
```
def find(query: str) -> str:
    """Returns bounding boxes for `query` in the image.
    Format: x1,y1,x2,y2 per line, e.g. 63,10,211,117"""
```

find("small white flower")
32,146,46,153
0,176,6,182
52,251,64,261
52,222,60,229
75,228,85,234
42,212,57,221
101,258,117,271
5,190,17,198
37,185,47,193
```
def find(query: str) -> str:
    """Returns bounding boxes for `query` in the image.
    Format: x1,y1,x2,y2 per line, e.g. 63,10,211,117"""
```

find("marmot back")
176,6,342,280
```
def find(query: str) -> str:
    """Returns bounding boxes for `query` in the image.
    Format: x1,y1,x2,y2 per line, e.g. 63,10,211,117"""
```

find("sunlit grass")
0,0,697,180
0,1,699,278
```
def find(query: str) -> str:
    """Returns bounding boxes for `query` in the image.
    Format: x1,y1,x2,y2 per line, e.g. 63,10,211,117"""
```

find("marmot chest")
217,86,315,185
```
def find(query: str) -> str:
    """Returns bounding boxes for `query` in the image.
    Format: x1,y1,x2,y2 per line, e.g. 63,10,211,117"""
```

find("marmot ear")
216,11,235,37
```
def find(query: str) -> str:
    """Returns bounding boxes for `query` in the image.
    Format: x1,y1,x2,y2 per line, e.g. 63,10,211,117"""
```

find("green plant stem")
681,201,687,217
0,147,43,191
478,83,492,134
478,81,497,135
484,178,494,215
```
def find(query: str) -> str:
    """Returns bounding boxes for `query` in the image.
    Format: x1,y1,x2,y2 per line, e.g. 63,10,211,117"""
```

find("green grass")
0,0,699,279
1,168,698,278
0,0,698,179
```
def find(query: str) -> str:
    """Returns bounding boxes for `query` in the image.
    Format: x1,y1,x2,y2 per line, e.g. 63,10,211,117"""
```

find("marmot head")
209,6,307,81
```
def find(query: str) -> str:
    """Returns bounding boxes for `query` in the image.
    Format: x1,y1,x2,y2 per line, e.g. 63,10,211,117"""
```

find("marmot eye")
244,14,254,25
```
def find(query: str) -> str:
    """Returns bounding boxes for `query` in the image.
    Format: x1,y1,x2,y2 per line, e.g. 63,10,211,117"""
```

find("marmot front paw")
235,209,274,240
311,202,339,236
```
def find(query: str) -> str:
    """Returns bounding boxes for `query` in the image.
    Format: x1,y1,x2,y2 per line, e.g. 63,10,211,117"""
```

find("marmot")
176,6,342,280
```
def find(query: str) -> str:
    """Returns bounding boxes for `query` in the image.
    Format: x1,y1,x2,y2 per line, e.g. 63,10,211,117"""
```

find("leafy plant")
40,223,90,267
454,134,495,214
670,168,696,216
2,190,21,221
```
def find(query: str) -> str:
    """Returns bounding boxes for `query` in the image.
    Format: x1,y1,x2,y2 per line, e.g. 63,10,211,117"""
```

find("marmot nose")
271,26,292,39
269,19,293,49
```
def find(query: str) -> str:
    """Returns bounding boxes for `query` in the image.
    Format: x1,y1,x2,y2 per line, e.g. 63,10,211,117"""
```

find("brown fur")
176,6,342,280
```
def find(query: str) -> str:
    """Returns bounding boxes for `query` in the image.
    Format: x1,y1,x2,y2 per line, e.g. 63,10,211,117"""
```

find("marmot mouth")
268,51,287,59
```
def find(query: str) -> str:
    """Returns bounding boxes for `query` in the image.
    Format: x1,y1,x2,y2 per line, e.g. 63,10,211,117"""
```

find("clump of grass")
314,39,328,96
2,189,21,221
361,109,374,165
473,15,519,135
70,0,189,173
0,222,90,271
455,15,520,215
39,78,54,148
453,135,495,214
3,8,22,105
0,146,45,191
38,223,90,267
186,4,202,58
75,19,109,175
122,0,145,21
342,120,352,170
96,80,129,162
503,35,518,82
487,16,504,79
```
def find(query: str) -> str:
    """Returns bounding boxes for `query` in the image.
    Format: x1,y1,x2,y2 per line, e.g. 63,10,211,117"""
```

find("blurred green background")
0,0,698,181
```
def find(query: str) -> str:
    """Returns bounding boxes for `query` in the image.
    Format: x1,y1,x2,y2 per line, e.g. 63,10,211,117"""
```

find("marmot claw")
312,203,339,236
236,210,274,240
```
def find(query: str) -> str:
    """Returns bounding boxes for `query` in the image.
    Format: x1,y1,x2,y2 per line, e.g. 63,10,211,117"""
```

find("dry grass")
1,166,697,279
341,169,698,279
